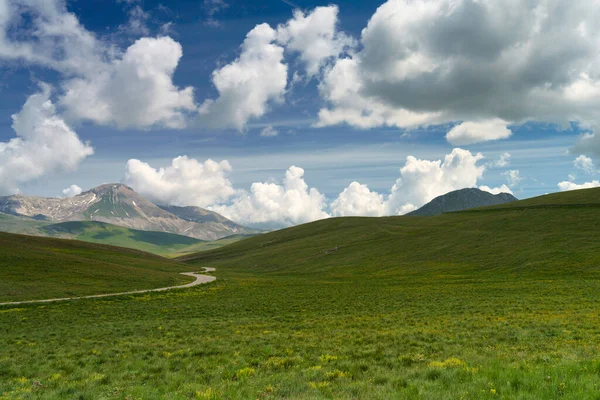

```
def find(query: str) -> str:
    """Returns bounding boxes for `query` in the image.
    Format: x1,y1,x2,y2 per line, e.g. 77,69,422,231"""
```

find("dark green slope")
0,232,194,302
180,187,600,276
41,221,203,255
472,186,600,210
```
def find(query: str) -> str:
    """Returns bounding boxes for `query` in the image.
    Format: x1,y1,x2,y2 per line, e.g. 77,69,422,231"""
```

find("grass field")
3,188,600,398
0,232,193,302
41,221,205,256
166,234,257,258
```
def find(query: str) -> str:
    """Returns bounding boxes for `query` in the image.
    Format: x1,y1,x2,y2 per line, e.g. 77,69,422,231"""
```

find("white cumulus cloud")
503,170,523,187
199,23,288,130
0,85,94,195
558,180,600,191
62,184,83,197
574,155,595,174
331,148,487,216
446,119,512,145
0,1,196,130
124,156,235,207
276,5,354,77
60,36,197,129
317,0,600,147
212,166,329,227
488,152,511,168
330,182,386,217
479,185,513,195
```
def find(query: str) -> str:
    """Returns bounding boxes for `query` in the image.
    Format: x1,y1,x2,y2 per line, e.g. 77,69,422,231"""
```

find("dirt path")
0,268,216,307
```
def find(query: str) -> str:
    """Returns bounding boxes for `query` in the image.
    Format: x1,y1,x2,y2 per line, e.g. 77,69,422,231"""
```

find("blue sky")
1,0,599,227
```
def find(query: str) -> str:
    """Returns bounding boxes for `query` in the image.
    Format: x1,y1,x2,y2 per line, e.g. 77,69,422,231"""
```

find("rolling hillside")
40,221,204,256
181,187,600,272
4,188,600,398
0,213,251,256
0,232,193,302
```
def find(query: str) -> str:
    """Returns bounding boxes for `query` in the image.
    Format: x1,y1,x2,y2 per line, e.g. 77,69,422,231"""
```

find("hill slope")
0,232,193,302
5,188,600,398
407,187,517,216
0,183,255,240
180,187,597,275
40,221,204,255
471,186,600,210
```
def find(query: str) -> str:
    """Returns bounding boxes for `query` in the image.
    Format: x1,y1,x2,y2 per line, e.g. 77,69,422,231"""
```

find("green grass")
0,216,248,256
166,234,257,258
0,232,193,302
0,213,48,236
4,188,600,398
41,221,204,256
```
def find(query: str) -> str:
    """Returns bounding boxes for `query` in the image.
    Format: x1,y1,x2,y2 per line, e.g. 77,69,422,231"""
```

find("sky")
1,0,600,228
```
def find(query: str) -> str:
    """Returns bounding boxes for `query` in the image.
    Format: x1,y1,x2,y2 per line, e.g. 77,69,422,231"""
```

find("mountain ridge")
0,183,255,241
407,188,518,216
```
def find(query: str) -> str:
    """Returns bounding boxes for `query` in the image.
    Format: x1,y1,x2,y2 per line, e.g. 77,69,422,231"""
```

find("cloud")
488,152,511,168
260,125,279,137
479,184,513,195
160,22,175,35
124,148,508,226
199,24,288,131
0,85,94,195
123,156,328,227
331,148,486,216
0,0,104,75
60,36,197,129
385,148,486,214
276,6,354,77
503,170,523,187
204,0,229,27
119,5,150,36
124,156,235,208
558,180,600,191
62,184,83,197
317,0,600,146
446,119,512,145
330,182,386,217
0,1,195,130
212,166,329,227
574,155,595,174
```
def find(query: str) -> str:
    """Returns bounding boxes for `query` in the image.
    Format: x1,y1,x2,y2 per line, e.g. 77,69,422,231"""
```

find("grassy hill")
3,188,600,398
0,212,48,236
41,221,204,256
0,232,193,302
167,234,258,258
0,216,249,256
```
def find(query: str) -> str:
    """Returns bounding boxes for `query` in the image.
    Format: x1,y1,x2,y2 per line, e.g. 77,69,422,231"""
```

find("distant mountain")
158,205,258,239
0,183,255,241
407,188,518,217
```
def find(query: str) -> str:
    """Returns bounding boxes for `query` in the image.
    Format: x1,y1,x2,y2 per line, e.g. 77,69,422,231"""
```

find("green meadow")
41,221,204,256
0,232,192,302
4,188,600,398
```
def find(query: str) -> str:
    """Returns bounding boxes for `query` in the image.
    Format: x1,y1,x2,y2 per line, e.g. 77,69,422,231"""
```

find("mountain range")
0,183,256,241
407,188,518,216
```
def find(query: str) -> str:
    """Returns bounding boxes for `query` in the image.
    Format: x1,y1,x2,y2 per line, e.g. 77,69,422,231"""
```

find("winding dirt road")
0,268,216,307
